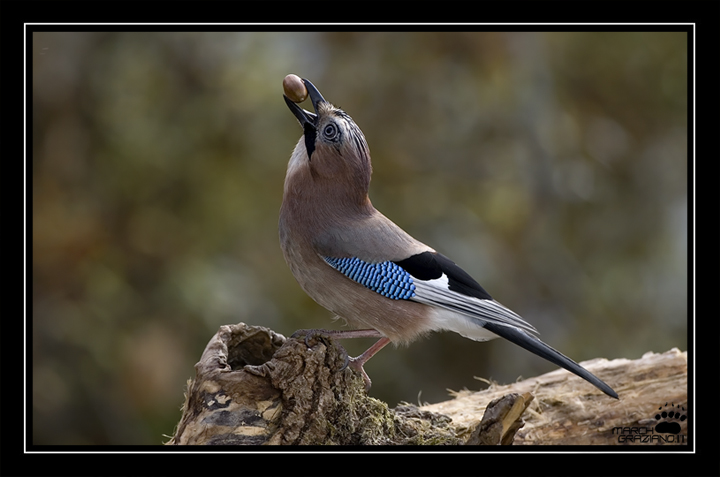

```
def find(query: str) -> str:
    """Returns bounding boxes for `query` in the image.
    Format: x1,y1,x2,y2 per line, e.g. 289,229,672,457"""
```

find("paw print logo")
654,402,686,434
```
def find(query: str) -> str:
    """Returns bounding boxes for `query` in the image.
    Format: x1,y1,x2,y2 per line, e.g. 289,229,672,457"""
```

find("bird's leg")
290,329,388,390
291,328,383,345
347,337,391,391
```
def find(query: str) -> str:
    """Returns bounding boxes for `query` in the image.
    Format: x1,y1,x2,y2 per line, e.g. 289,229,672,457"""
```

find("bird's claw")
347,357,372,392
291,328,351,371
290,328,328,348
339,352,351,371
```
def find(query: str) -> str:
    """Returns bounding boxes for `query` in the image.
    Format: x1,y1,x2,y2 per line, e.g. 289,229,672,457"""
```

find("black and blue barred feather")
323,256,416,300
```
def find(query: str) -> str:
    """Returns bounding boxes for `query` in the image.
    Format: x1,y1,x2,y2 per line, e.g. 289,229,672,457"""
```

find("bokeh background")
32,31,688,445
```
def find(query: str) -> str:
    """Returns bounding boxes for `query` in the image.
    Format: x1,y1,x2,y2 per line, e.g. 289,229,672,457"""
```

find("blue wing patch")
323,256,416,300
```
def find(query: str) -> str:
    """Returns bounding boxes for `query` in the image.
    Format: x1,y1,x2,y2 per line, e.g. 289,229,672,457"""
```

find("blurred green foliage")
32,31,687,444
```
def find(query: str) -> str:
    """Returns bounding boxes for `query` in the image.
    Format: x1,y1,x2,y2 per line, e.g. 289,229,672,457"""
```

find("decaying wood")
422,348,688,445
167,322,687,446
167,323,528,445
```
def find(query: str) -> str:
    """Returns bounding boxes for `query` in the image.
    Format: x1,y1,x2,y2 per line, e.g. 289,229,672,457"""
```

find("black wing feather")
394,251,493,300
482,322,619,399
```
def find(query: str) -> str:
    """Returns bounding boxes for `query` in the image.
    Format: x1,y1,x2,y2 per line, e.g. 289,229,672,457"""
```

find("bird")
279,75,618,399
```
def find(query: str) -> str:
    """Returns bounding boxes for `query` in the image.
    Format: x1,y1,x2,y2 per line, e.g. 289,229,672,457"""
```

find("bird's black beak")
283,78,327,130
284,78,327,159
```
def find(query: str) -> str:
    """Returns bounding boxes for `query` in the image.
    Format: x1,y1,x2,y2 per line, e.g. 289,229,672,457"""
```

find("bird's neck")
281,165,374,230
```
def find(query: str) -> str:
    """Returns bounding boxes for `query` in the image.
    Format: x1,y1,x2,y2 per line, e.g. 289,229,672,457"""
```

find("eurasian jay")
279,75,618,399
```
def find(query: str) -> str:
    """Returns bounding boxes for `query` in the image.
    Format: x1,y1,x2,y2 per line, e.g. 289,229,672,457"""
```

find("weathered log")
167,323,530,445
166,323,687,446
423,348,688,445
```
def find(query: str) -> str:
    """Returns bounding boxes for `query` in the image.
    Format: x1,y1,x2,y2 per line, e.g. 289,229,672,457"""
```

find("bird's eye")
323,123,339,140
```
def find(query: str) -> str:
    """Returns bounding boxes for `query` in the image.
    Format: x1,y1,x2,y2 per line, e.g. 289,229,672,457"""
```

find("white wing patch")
410,274,539,336
428,307,501,342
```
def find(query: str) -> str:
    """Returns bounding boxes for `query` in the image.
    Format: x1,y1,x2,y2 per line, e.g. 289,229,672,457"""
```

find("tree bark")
423,348,688,445
166,323,687,446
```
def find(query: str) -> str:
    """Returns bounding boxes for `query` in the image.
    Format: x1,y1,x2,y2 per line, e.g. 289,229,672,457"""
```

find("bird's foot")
291,328,341,347
289,329,390,392
291,328,352,370
346,337,392,392
346,356,372,391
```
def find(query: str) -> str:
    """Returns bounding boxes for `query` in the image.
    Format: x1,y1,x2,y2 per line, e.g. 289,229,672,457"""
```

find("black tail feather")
483,322,618,399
